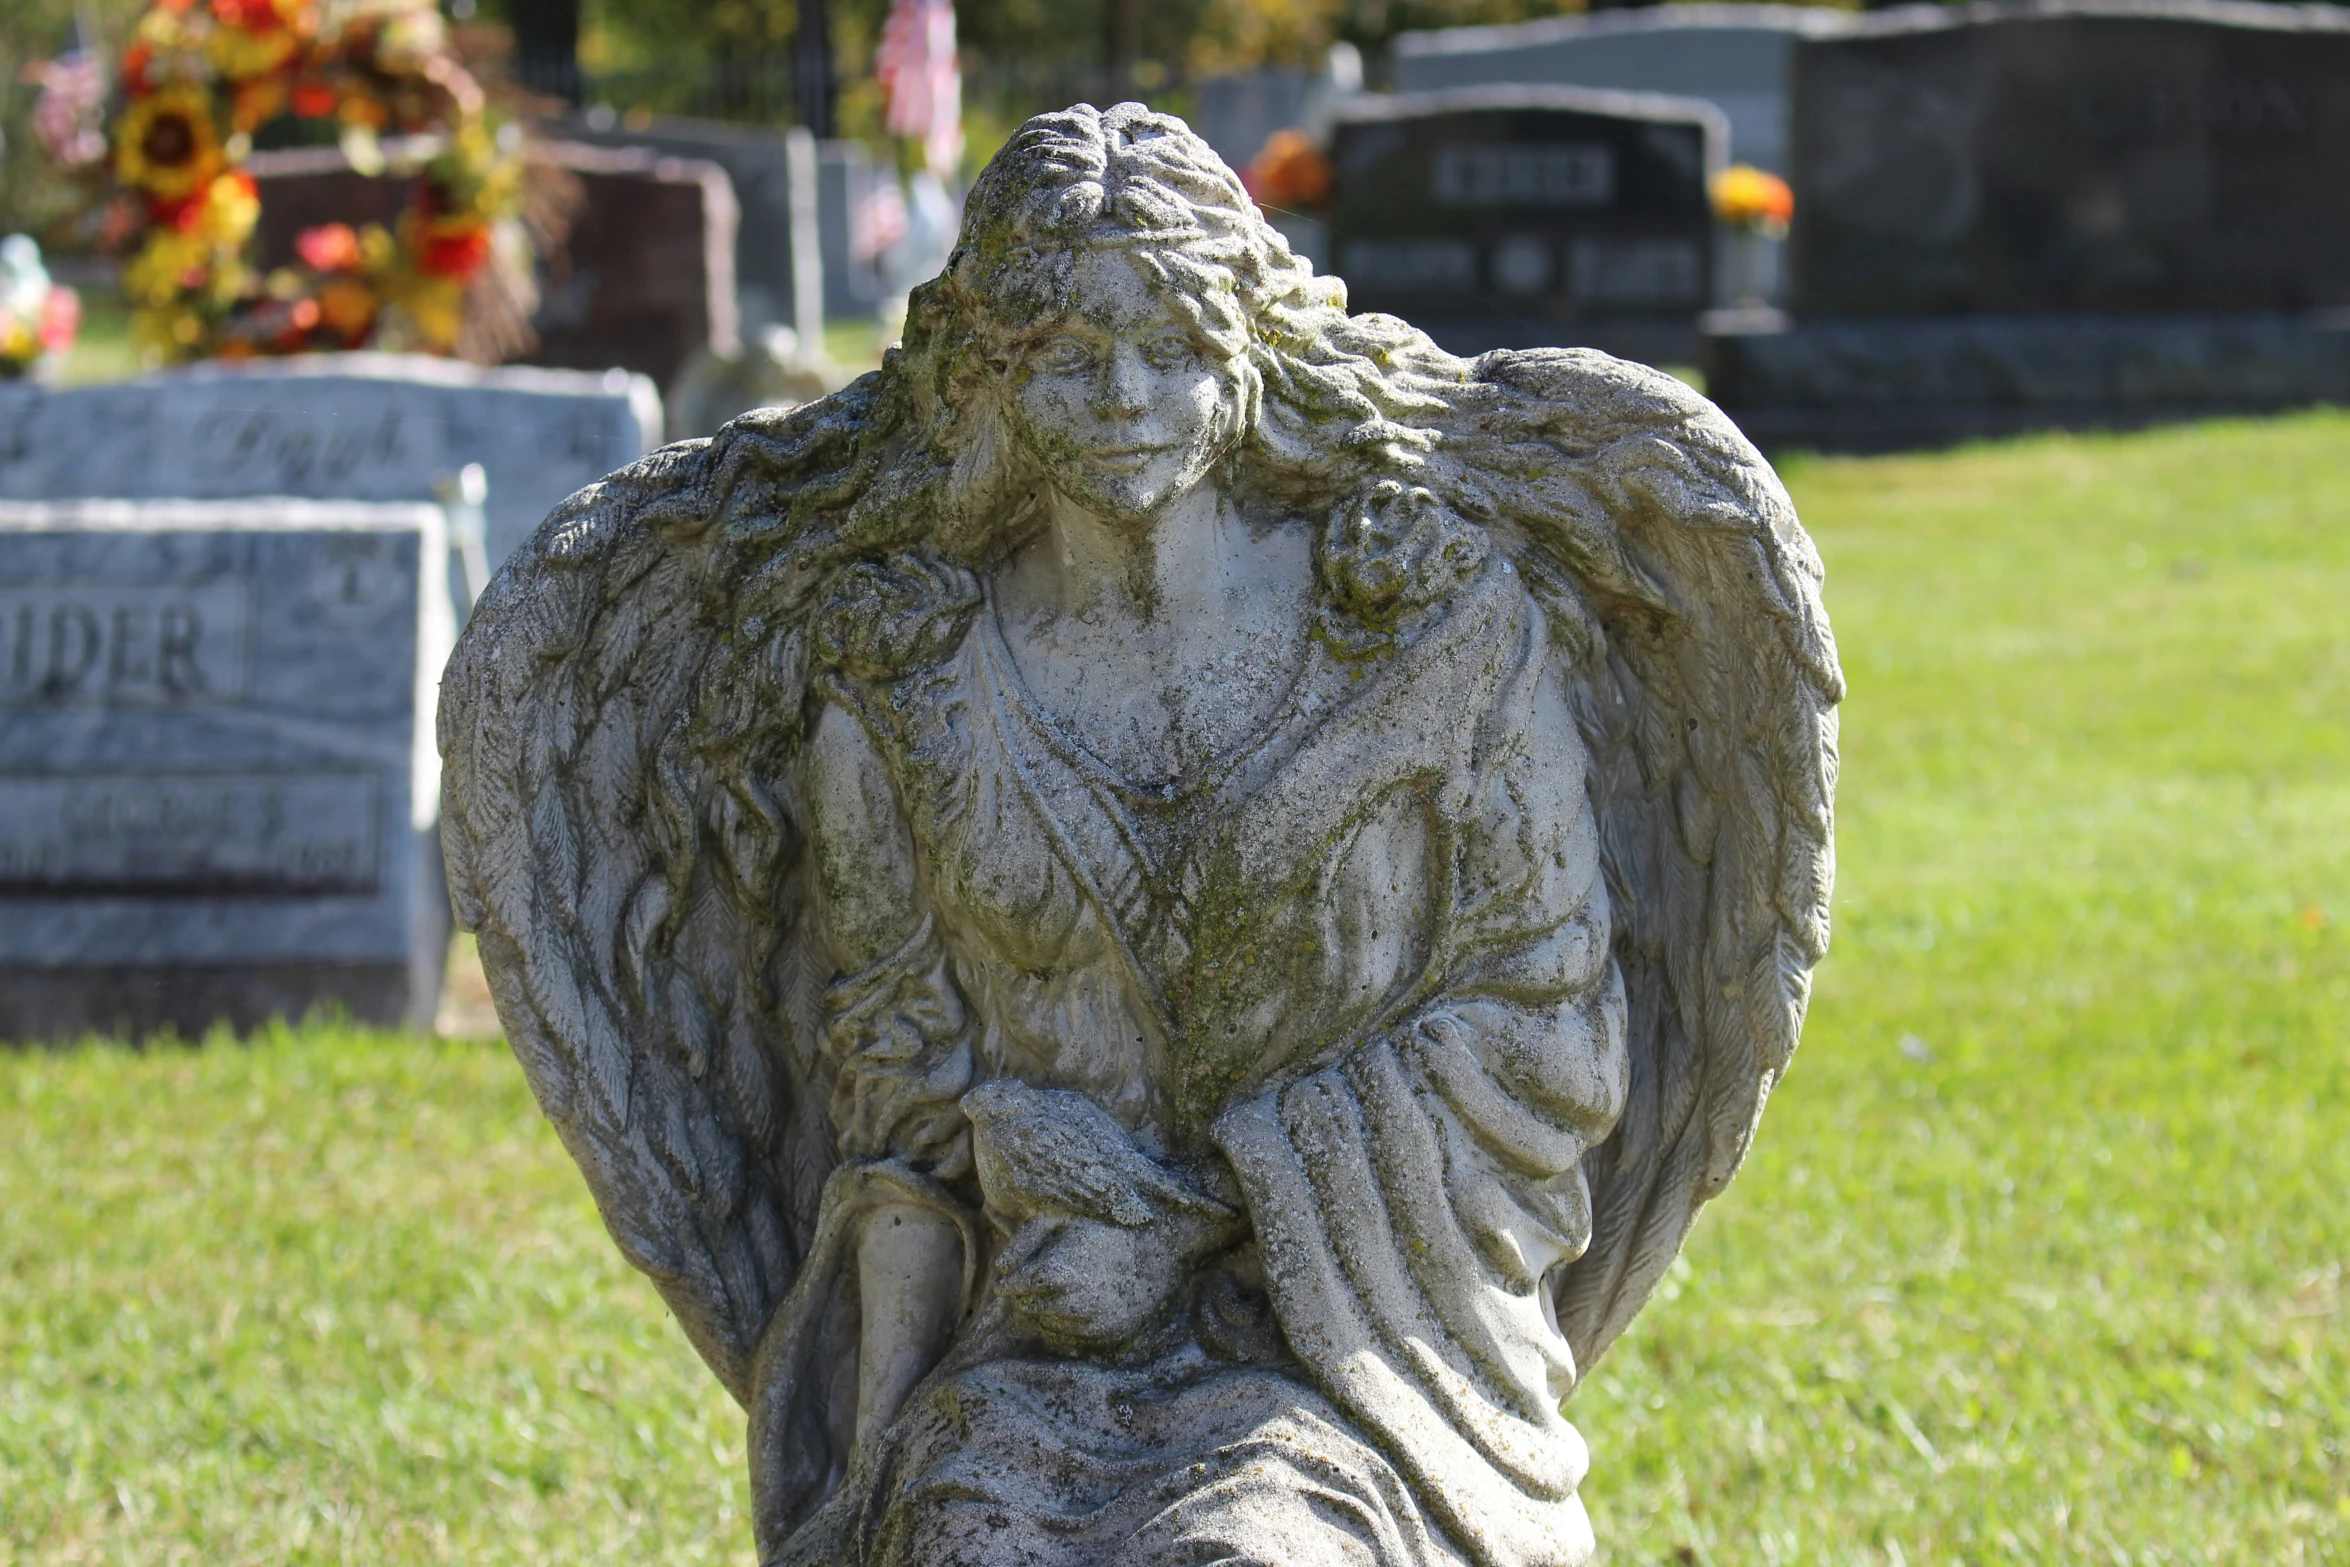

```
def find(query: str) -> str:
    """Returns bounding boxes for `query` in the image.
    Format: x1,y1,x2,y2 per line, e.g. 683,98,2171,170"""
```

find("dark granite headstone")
560,119,874,334
1326,86,1724,363
529,141,742,389
0,498,453,1039
1789,0,2350,317
1706,309,2350,449
1709,0,2350,450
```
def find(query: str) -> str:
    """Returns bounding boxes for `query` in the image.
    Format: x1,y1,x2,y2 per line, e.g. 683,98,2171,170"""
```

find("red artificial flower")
39,286,82,356
212,0,288,32
119,43,154,95
290,79,337,118
418,223,490,280
155,191,204,231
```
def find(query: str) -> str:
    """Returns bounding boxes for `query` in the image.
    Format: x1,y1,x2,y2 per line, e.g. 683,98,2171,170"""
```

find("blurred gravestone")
1195,67,1317,171
0,354,659,587
561,119,871,332
1391,6,1853,309
1789,0,2350,317
1327,87,1724,364
529,142,742,391
1394,5,1854,176
0,498,453,1039
1708,0,2350,449
818,138,894,321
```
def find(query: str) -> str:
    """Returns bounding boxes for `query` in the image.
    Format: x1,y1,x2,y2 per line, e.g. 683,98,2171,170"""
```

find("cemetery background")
1,0,2346,1560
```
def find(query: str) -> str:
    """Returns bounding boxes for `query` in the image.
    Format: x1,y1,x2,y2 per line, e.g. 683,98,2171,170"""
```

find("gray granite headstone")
0,352,659,588
1194,67,1317,170
1394,4,1854,175
1789,0,2350,318
0,498,454,1039
1326,86,1724,363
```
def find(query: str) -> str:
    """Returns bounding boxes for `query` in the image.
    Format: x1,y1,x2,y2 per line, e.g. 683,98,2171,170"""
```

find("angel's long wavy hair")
681,101,1495,655
873,100,1468,561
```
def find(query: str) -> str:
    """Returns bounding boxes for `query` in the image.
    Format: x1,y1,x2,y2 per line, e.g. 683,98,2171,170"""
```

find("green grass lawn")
4,412,2346,1564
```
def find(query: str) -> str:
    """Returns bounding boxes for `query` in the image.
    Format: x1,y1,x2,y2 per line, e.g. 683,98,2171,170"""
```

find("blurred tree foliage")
1,0,1670,239
564,0,1601,94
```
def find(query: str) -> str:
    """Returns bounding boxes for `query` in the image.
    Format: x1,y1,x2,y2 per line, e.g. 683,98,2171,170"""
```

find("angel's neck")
1030,483,1234,624
993,483,1315,779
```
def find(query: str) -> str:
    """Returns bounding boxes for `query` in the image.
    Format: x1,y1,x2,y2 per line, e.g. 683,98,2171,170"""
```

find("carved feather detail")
439,397,870,1406
1454,349,1842,1381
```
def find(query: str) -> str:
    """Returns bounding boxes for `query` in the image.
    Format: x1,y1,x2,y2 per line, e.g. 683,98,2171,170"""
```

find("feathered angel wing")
439,394,871,1405
1442,348,1843,1381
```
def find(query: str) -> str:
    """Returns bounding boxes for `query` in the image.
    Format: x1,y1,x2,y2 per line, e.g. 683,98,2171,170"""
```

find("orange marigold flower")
1711,165,1794,235
231,76,288,132
318,278,376,339
1244,129,1332,211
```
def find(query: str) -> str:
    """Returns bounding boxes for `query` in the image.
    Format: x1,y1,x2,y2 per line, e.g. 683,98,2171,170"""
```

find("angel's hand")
839,1043,973,1177
992,1204,1231,1351
963,1080,1243,1347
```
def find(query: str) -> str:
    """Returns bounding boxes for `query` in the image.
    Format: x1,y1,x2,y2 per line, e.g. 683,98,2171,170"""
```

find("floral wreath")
110,0,525,361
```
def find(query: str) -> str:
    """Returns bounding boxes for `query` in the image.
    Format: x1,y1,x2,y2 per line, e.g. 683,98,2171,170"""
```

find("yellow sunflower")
115,87,224,202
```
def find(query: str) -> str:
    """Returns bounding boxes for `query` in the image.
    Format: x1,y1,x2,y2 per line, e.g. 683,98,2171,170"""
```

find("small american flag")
875,0,962,179
27,51,107,169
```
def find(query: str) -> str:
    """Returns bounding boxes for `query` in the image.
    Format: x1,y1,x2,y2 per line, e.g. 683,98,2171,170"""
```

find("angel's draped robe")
815,554,1629,1567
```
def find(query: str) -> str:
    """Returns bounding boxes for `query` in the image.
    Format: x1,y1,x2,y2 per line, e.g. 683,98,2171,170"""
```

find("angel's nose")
1095,344,1152,417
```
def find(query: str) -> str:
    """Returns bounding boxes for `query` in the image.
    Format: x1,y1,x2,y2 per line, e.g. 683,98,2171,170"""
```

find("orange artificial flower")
231,75,288,131
318,278,377,338
1245,128,1332,211
1711,165,1794,236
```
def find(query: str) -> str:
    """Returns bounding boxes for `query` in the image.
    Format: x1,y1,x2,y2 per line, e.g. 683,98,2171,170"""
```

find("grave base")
1705,312,2350,453
1416,315,1703,372
0,960,443,1042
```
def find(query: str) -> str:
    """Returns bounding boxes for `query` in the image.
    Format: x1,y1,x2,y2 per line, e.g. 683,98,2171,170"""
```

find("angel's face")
995,250,1243,527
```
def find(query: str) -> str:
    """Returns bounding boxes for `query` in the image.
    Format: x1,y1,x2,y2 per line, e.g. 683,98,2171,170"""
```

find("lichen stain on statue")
439,102,1843,1567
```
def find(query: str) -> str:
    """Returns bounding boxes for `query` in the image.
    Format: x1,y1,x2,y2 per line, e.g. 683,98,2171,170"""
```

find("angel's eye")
1140,332,1197,371
1032,336,1093,375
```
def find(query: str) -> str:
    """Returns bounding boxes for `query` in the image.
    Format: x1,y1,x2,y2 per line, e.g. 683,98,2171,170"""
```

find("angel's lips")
1087,443,1178,472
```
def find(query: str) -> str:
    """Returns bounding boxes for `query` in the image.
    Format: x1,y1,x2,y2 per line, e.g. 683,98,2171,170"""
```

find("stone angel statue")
439,103,1841,1567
